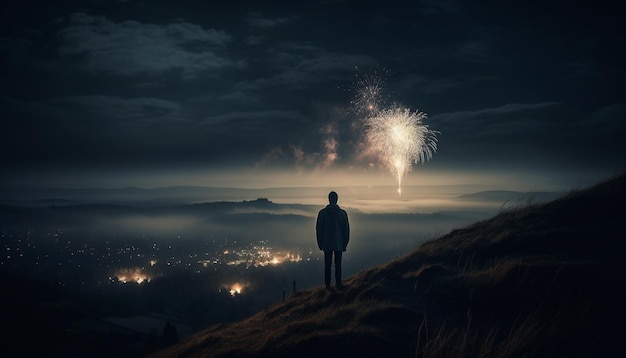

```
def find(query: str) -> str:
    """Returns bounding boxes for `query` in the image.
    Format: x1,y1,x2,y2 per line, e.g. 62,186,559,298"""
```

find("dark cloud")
433,102,563,132
230,43,375,93
590,104,626,131
0,36,33,62
246,13,296,29
0,0,624,186
54,95,182,125
58,13,239,78
396,74,472,95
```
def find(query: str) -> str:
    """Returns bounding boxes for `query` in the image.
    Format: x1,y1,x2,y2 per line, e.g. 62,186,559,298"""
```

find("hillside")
150,173,626,358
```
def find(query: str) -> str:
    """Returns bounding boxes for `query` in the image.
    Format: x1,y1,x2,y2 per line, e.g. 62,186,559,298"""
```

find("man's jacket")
316,204,350,251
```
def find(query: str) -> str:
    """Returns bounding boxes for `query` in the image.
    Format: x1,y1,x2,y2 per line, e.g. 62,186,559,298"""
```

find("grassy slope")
151,173,626,358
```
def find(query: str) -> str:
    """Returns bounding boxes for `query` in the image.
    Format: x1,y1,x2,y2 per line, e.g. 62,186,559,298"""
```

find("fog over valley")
1,184,563,276
0,185,564,341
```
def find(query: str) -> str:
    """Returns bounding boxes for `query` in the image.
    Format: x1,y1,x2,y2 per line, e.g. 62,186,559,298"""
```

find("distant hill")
150,173,626,358
457,190,563,204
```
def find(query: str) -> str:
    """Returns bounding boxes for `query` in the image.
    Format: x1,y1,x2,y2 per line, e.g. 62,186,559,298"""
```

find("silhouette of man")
316,191,350,289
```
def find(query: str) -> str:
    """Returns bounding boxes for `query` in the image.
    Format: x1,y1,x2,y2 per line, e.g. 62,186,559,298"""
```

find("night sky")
1,0,624,190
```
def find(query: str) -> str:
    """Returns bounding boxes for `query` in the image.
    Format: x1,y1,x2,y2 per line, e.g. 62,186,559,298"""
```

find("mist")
1,184,554,276
0,183,567,352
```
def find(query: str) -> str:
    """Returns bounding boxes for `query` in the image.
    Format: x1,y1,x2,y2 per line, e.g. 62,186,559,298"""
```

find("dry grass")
153,287,421,358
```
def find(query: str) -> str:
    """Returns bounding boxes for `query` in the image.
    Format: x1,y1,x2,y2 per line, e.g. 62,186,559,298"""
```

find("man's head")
328,191,338,204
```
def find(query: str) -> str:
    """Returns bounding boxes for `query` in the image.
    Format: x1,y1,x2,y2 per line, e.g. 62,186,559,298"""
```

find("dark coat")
316,204,350,251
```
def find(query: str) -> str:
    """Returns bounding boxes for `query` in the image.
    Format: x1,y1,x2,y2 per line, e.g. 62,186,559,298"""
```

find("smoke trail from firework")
365,107,438,196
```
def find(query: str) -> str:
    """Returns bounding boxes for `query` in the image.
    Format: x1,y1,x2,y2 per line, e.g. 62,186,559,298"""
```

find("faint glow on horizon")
11,154,592,194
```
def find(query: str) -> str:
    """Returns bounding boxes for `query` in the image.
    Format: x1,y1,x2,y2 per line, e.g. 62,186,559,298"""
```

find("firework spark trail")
366,107,438,196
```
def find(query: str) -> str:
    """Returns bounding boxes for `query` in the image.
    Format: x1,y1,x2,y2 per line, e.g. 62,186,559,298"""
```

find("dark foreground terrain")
151,173,626,358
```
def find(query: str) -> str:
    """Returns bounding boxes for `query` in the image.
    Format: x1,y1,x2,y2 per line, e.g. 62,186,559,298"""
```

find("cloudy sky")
1,0,624,190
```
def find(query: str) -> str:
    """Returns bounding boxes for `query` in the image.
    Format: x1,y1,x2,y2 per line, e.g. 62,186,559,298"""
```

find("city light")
114,267,151,284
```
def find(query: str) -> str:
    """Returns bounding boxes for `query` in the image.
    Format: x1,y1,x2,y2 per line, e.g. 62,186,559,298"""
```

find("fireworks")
352,69,439,196
366,107,438,195
350,71,387,115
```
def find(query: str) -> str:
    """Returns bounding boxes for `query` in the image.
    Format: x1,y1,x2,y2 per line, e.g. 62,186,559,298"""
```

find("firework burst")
349,68,439,196
349,67,389,116
351,77,384,114
365,106,439,196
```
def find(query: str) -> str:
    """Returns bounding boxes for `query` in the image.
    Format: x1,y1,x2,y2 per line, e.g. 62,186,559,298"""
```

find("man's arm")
343,211,350,249
315,211,324,250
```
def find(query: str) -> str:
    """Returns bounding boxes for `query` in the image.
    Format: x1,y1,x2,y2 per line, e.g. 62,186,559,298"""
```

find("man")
316,191,350,289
